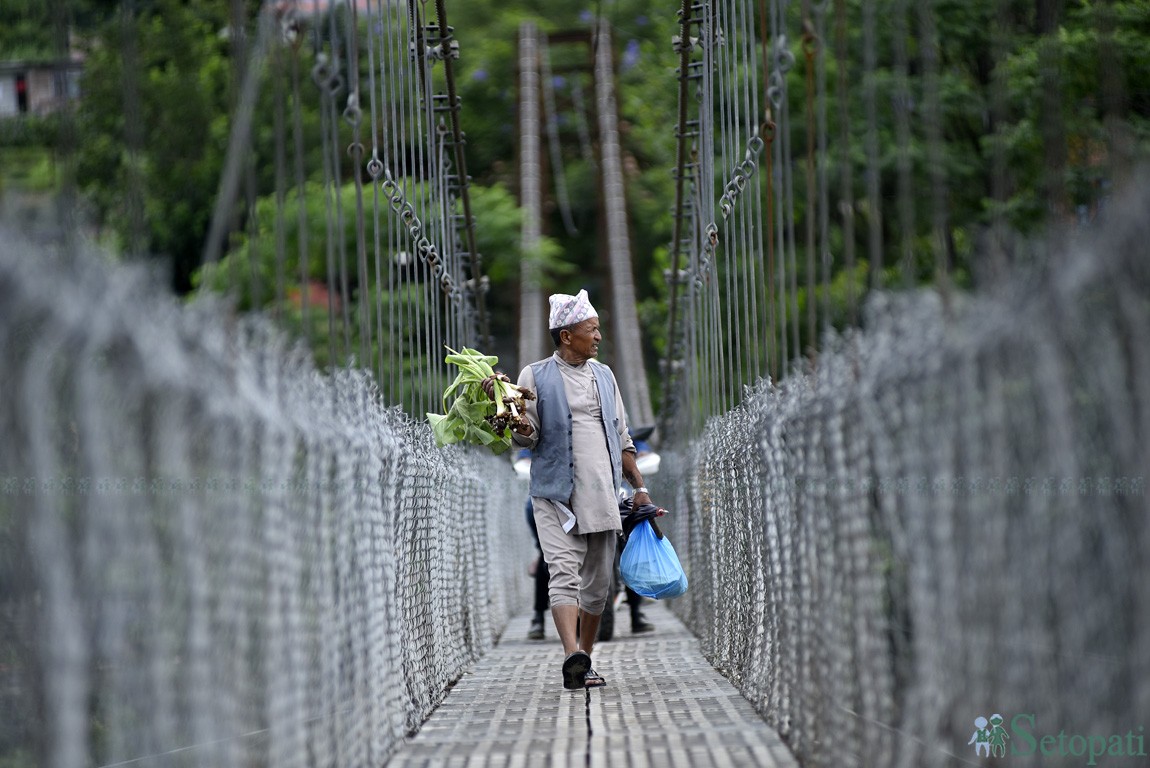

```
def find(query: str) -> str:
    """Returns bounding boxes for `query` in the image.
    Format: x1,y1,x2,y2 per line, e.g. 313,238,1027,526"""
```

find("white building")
0,60,82,118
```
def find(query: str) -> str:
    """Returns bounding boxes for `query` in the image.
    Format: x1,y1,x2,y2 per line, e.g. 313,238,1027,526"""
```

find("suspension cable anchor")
343,90,361,125
366,152,384,180
671,34,699,53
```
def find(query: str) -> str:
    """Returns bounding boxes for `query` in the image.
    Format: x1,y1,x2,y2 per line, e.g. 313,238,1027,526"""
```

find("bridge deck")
389,602,799,767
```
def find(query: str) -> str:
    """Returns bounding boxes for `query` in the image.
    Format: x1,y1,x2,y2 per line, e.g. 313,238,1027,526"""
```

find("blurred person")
598,425,661,641
525,499,551,640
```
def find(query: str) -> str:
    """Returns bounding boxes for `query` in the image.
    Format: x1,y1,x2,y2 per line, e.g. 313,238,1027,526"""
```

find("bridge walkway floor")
388,601,799,767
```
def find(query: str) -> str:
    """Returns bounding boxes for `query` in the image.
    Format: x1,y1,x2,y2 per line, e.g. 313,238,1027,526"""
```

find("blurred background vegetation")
2,0,1148,386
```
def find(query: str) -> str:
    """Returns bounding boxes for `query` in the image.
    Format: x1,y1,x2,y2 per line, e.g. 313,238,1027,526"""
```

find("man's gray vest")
529,357,623,503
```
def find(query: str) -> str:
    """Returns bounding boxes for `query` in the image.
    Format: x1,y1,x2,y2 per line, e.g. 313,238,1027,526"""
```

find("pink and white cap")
548,289,598,330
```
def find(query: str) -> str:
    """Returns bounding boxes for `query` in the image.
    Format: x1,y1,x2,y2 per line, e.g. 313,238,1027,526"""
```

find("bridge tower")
516,21,655,432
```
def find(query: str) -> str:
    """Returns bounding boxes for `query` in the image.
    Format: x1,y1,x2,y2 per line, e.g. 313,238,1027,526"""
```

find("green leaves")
426,346,532,455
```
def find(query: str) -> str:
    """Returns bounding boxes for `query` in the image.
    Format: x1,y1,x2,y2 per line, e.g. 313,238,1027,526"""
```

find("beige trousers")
532,497,618,615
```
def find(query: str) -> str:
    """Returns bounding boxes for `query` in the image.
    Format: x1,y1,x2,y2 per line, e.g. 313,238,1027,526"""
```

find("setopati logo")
968,713,1011,757
968,712,1147,765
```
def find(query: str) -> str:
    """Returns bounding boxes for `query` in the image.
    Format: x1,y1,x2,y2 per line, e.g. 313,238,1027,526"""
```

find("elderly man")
500,289,657,690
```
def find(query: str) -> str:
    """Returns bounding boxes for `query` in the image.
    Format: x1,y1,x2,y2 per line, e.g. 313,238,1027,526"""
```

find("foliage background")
1,0,1147,393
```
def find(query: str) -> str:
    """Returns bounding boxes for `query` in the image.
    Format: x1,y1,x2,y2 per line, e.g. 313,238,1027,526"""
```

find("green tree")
75,0,233,288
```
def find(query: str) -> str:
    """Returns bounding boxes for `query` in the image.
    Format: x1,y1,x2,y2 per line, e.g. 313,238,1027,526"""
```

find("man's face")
564,318,601,360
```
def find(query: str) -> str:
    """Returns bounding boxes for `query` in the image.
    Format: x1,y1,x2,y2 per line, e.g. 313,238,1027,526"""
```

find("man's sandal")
583,668,607,688
562,651,591,690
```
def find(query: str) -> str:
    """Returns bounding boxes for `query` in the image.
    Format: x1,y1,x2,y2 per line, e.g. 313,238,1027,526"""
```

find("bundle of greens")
426,346,535,454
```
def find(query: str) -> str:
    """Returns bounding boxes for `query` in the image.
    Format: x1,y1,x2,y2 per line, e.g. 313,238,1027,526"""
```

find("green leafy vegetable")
426,346,535,454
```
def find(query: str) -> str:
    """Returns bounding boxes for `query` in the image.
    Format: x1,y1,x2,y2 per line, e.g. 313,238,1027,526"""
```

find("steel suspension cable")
660,0,698,434
893,0,915,288
715,0,737,411
312,16,342,372
363,0,387,386
814,1,831,343
237,0,262,317
780,24,800,376
802,1,817,361
569,76,596,166
539,35,579,237
326,4,353,364
382,0,403,403
833,0,856,326
272,32,287,324
289,6,312,347
701,0,722,419
734,0,759,389
415,0,436,413
918,0,949,287
730,0,763,393
345,0,372,370
412,0,434,414
862,0,883,290
758,0,779,381
771,72,788,377
770,0,799,377
731,0,759,386
433,0,488,348
986,0,1011,277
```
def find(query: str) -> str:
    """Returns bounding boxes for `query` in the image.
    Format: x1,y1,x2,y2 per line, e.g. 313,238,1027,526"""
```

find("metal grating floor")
388,602,799,767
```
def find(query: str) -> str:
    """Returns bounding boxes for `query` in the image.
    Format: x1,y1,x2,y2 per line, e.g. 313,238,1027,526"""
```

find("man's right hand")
481,372,510,400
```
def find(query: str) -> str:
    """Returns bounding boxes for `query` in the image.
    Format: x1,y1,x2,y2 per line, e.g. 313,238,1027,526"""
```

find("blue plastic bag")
619,519,689,599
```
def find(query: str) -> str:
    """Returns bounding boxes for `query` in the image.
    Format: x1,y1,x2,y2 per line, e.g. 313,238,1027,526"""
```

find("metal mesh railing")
0,229,531,768
659,182,1150,767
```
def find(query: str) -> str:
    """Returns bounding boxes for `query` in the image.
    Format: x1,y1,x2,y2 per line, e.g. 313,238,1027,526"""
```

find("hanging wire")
383,0,404,403
432,0,489,348
769,16,789,377
117,0,146,260
736,0,765,386
408,0,431,413
539,35,580,236
918,0,950,289
271,27,288,324
363,0,388,387
700,0,722,420
802,3,817,359
758,0,779,382
659,0,701,436
345,0,373,370
326,4,353,364
833,0,856,326
228,0,261,314
814,0,831,344
312,17,343,372
201,4,275,270
986,0,1012,280
569,76,597,166
289,2,312,347
714,0,737,411
862,0,883,289
892,0,915,289
771,0,800,377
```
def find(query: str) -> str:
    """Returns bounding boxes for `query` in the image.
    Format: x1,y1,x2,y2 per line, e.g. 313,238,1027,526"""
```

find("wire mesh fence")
0,228,531,768
660,180,1150,767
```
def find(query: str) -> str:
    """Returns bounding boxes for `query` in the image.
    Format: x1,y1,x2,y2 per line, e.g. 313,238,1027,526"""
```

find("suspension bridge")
1,0,1147,767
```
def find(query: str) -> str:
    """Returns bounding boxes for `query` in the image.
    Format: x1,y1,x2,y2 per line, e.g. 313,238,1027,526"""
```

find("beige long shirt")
514,353,635,534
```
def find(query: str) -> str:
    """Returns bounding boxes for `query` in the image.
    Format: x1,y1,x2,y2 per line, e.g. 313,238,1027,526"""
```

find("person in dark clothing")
596,426,660,641
524,496,551,640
